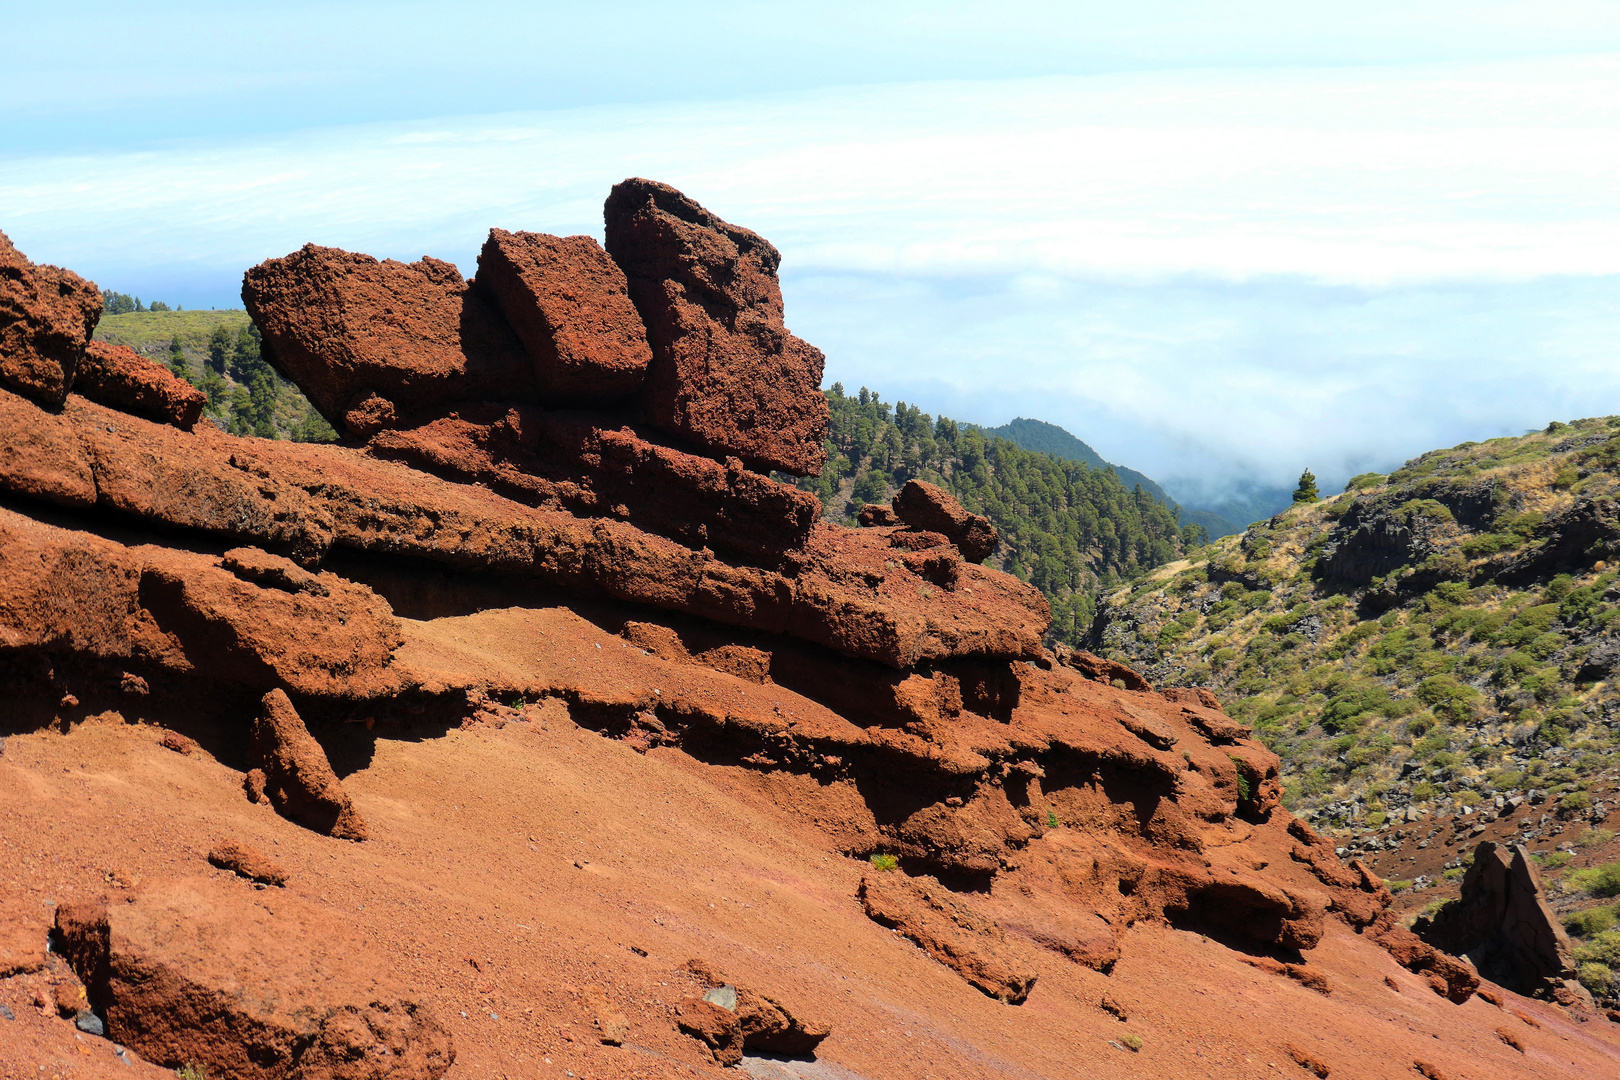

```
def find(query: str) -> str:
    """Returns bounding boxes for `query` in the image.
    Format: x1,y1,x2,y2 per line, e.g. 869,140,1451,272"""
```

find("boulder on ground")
0,231,102,406
207,841,288,887
241,245,532,436
54,880,452,1080
74,341,206,430
892,480,998,562
475,230,651,402
676,960,831,1062
1415,841,1590,1004
603,178,828,476
247,689,369,840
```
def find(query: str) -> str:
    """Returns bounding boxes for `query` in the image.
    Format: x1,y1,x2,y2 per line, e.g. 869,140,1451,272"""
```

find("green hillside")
791,384,1202,643
1091,418,1620,828
981,418,1170,503
92,308,335,443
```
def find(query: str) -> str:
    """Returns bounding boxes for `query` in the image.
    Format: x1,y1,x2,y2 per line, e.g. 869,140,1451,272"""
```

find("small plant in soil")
869,853,899,872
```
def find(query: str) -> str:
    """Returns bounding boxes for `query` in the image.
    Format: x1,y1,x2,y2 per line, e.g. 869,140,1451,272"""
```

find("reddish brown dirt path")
5,603,1620,1079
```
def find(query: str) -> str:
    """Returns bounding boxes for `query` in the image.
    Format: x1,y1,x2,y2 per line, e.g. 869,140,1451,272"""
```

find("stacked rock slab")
604,178,829,477
0,230,102,406
75,341,206,430
474,229,652,401
241,246,533,437
892,479,999,562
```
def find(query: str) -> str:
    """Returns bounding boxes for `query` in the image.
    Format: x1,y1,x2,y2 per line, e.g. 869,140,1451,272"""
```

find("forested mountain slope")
1092,418,1620,831
790,384,1202,642
94,308,334,442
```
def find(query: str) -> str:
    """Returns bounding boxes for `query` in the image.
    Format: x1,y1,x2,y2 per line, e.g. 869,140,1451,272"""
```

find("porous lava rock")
675,961,831,1062
74,340,206,430
365,403,820,560
603,178,828,476
475,229,651,401
207,841,288,887
0,230,102,406
241,245,531,436
247,689,369,840
892,480,998,562
1415,841,1589,1004
53,881,452,1079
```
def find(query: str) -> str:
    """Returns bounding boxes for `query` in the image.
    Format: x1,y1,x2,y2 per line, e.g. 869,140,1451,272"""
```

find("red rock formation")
241,245,532,436
206,841,288,886
0,230,101,406
365,402,820,560
603,178,828,476
247,690,369,839
74,341,206,430
892,479,999,562
54,881,451,1079
475,230,651,401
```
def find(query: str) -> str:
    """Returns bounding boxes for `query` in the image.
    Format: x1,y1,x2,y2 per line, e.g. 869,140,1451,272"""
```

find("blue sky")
6,2,1620,500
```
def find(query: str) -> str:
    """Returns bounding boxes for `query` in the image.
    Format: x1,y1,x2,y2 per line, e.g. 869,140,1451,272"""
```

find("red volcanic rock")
0,383,97,508
365,402,820,560
603,178,828,476
75,341,206,430
241,245,531,436
207,840,288,887
860,870,1038,1004
0,393,1047,669
892,480,998,562
0,230,102,406
475,229,651,401
54,881,452,1080
248,689,369,840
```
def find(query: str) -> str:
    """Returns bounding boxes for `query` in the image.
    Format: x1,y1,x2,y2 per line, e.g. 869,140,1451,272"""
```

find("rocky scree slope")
2,191,1615,1079
1092,422,1620,893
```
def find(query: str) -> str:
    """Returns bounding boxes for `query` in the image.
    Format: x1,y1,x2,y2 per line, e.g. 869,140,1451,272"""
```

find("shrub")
1580,828,1617,850
1566,907,1617,937
1577,962,1614,998
177,1067,210,1080
1568,861,1620,897
869,854,899,872
1387,879,1413,893
1411,782,1439,801
1574,929,1620,968
1415,675,1482,723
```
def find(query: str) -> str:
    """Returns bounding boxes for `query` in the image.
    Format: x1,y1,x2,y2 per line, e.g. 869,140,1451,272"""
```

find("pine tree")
168,335,188,380
207,325,231,374
1292,468,1320,504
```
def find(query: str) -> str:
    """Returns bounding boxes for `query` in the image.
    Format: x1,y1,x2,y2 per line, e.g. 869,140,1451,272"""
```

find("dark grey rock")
1414,841,1591,1006
0,1003,14,1020
75,1009,106,1036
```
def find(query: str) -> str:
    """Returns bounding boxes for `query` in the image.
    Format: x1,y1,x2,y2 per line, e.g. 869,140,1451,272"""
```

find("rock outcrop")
54,881,452,1079
604,178,829,476
1416,841,1590,1005
247,690,369,839
474,229,651,401
0,230,101,406
74,341,206,430
241,245,532,437
891,479,999,562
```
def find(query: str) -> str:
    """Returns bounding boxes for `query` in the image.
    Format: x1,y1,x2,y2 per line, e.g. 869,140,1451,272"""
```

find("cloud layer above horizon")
4,29,1618,496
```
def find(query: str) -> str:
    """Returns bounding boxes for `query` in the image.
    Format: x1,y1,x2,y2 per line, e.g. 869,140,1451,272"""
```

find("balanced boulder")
892,480,998,562
475,229,651,401
0,230,102,406
603,178,829,476
242,245,531,437
247,689,369,840
74,340,206,430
